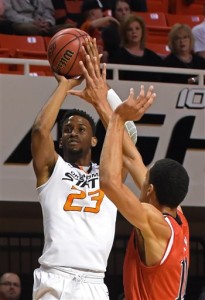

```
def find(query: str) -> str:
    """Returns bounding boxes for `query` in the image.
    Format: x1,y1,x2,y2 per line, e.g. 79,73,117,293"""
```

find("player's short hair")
60,109,96,135
149,158,189,208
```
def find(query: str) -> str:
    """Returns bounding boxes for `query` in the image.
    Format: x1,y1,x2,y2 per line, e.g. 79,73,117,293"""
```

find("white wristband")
107,89,138,144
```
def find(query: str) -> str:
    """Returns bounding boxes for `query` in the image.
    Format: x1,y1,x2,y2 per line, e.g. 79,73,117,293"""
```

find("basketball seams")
51,36,79,66
65,37,82,78
47,28,89,77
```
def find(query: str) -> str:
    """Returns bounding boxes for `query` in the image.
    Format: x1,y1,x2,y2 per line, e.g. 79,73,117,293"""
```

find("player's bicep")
124,155,147,190
31,131,57,181
105,182,148,229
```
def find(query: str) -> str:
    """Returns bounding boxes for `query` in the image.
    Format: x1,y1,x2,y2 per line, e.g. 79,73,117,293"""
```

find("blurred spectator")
102,0,147,12
0,272,21,300
4,0,71,36
112,0,131,23
80,0,120,62
108,14,163,81
52,0,77,27
192,4,205,59
0,0,13,33
129,0,147,12
102,0,132,60
163,23,205,84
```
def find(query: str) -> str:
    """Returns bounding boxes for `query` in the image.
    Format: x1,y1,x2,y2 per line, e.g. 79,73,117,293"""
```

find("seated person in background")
4,0,70,36
51,0,77,27
80,0,120,62
102,0,132,61
129,0,147,12
163,23,205,84
0,0,13,33
0,272,21,300
102,0,147,13
112,0,131,23
192,4,205,59
108,14,163,81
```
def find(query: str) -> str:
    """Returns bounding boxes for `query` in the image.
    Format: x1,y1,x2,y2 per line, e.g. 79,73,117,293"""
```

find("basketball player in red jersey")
99,88,190,300
73,50,190,300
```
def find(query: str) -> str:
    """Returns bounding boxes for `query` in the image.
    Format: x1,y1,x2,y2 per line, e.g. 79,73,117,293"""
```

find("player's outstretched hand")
115,85,156,122
83,37,103,65
67,54,108,107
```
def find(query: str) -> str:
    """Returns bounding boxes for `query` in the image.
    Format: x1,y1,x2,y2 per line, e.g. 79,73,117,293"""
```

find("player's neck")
161,206,177,218
65,156,91,167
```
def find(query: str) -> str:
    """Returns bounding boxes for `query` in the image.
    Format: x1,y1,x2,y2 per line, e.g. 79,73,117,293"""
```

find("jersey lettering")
176,258,188,300
63,185,104,213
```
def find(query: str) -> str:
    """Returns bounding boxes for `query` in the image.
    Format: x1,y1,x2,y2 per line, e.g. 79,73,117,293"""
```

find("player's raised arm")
31,75,83,187
100,88,156,228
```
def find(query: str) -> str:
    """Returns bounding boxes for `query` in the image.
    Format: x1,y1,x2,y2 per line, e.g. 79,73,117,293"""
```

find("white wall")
0,63,204,206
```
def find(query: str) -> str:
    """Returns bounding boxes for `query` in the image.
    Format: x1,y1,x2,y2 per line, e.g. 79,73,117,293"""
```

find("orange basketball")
47,28,90,78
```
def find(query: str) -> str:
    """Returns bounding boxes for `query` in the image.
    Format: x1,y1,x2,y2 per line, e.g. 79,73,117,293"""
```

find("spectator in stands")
80,0,120,62
0,272,21,300
192,4,205,59
163,23,205,84
112,0,131,23
102,0,147,13
102,0,132,61
108,14,163,81
4,0,70,36
0,0,13,33
51,0,73,26
129,0,147,12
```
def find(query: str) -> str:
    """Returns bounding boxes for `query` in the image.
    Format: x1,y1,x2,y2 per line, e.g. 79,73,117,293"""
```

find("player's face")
61,115,94,156
0,273,21,300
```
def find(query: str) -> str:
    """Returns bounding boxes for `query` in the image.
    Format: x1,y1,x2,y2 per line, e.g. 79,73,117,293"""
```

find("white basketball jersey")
37,155,117,272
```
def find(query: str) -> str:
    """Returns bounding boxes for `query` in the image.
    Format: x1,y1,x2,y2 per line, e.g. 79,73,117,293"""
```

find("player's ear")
91,136,98,148
147,184,154,196
59,137,63,148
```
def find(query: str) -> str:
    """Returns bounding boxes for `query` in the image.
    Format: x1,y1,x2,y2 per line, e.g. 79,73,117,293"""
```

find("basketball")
47,28,90,78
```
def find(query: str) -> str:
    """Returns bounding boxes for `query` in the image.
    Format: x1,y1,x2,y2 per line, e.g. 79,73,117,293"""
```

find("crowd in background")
0,0,205,84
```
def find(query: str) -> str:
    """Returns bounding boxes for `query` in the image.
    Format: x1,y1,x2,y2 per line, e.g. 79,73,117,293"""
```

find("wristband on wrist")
107,89,138,144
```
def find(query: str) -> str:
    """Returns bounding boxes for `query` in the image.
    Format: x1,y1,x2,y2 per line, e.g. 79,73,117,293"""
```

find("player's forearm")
32,81,68,133
100,111,124,189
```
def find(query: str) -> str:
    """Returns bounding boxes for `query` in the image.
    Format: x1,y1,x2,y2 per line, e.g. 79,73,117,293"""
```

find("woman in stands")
108,14,163,81
163,23,205,84
102,0,132,61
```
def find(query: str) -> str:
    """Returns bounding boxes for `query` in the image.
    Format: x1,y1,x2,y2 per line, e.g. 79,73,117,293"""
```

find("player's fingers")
85,55,98,80
93,56,101,79
146,85,154,99
101,63,107,82
141,91,156,112
67,89,82,97
136,85,153,108
79,60,93,86
92,38,101,64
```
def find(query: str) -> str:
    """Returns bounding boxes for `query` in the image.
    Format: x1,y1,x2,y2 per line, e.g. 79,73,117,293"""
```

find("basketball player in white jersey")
31,38,140,299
